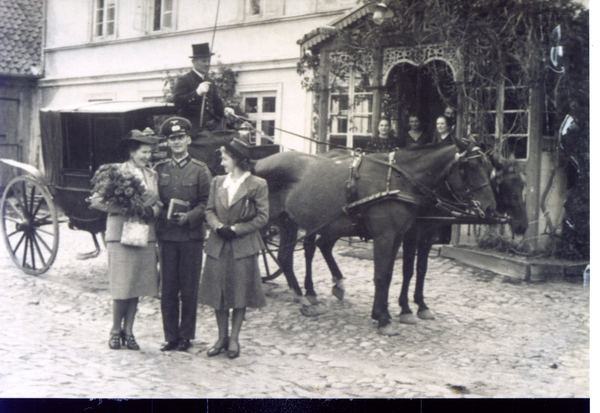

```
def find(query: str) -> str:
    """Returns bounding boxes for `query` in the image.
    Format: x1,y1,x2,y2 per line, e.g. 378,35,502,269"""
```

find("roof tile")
0,0,44,76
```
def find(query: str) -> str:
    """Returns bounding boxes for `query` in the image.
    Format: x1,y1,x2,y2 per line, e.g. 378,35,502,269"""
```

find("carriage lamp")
372,3,394,25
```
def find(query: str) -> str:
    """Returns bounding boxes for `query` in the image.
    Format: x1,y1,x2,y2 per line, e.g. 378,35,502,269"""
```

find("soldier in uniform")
173,43,235,138
155,117,212,351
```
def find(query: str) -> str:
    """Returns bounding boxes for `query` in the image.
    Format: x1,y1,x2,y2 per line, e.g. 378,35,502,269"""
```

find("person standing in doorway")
155,117,212,351
173,43,234,138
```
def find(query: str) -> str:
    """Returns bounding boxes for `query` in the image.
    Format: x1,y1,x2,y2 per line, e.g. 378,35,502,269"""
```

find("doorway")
384,60,455,137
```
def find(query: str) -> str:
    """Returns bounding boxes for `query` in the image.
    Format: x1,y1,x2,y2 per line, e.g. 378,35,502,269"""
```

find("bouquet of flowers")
90,164,147,217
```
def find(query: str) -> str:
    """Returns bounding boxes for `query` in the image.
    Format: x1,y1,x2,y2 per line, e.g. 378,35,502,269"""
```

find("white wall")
41,0,354,152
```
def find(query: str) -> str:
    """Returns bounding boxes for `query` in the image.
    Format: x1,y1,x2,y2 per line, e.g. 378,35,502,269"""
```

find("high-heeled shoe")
227,341,240,359
207,338,228,357
109,333,121,350
120,331,140,350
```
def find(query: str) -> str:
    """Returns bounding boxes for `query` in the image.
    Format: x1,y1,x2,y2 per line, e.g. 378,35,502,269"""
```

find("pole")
199,0,221,132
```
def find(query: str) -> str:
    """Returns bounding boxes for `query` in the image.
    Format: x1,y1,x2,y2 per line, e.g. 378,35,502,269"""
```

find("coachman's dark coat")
173,70,226,137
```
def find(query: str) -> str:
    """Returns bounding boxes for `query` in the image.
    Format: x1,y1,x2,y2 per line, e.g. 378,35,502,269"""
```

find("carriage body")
40,102,176,234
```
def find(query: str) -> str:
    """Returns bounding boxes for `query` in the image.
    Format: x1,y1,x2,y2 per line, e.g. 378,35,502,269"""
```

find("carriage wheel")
260,236,283,282
1,175,59,275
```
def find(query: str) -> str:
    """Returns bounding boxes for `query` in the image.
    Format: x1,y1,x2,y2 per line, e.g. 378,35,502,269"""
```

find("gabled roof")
0,0,44,76
298,2,373,51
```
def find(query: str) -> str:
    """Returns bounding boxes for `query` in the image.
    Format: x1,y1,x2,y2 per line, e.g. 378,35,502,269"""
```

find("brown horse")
255,139,496,335
397,153,528,324
299,150,527,325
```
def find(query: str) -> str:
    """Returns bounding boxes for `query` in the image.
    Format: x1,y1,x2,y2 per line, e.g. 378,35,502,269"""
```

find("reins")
268,145,493,251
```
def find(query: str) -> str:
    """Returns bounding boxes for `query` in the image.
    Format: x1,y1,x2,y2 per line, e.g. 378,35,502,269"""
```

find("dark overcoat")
173,70,225,136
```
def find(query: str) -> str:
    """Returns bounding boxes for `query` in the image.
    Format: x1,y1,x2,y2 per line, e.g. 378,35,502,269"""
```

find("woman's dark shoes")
109,333,121,350
177,339,192,351
160,341,179,352
207,338,229,357
120,332,140,350
227,341,240,359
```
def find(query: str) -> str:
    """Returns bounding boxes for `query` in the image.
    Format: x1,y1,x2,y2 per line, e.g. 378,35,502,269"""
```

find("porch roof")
298,2,372,51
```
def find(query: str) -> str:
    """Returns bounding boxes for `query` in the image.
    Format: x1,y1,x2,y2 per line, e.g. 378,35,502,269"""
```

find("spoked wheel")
1,175,59,275
260,230,283,282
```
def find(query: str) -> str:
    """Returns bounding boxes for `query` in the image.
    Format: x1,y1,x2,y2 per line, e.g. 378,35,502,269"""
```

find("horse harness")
275,146,493,250
341,147,492,240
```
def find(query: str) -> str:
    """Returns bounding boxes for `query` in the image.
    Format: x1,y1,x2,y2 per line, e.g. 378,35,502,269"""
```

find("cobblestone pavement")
0,224,590,398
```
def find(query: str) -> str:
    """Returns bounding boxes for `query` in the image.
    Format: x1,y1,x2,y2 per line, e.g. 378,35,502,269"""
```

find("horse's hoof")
399,313,418,325
298,296,313,307
332,285,345,301
300,304,328,317
305,295,319,305
417,310,435,320
377,323,400,336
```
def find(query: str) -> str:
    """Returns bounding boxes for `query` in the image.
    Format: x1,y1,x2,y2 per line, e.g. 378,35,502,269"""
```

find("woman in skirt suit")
199,138,269,359
90,130,162,350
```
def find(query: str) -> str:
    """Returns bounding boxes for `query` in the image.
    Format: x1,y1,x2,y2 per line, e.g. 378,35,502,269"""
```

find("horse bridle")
491,164,526,209
441,145,493,218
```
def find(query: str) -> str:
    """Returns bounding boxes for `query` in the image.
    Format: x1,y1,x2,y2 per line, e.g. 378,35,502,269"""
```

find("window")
469,82,529,160
93,0,116,38
248,0,261,16
153,0,173,31
328,70,373,149
242,93,277,145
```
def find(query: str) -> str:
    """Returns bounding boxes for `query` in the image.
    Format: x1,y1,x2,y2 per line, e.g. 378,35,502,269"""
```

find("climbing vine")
297,0,589,259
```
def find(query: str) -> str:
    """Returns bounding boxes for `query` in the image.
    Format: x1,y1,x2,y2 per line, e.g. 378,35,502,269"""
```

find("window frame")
150,0,176,33
238,83,282,146
327,69,373,150
245,0,263,18
92,0,117,40
241,93,278,145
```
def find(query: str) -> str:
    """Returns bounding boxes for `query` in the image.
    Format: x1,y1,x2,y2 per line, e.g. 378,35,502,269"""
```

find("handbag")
238,196,257,223
120,217,149,247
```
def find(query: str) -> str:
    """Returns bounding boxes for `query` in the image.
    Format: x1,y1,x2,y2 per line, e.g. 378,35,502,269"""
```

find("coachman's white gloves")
196,81,211,96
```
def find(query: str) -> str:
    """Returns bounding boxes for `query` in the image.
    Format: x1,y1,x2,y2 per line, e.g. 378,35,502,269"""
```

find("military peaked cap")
160,117,192,138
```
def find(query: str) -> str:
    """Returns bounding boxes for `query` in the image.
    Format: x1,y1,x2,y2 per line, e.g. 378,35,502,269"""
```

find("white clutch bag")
121,218,149,247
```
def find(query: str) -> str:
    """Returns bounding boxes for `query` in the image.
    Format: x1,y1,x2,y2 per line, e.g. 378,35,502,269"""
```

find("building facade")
40,0,359,153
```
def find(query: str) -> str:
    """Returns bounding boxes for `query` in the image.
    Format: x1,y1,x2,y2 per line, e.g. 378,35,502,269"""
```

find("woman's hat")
120,129,159,147
224,138,252,160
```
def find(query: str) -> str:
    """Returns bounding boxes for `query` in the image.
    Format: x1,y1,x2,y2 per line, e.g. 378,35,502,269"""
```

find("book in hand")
167,198,190,220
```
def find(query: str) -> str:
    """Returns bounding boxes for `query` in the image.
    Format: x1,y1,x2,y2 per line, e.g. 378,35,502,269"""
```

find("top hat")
160,117,192,138
190,43,214,58
120,129,159,147
224,138,252,161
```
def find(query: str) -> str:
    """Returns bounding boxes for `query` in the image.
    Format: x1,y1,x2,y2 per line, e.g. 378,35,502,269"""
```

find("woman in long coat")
90,130,162,350
199,138,269,359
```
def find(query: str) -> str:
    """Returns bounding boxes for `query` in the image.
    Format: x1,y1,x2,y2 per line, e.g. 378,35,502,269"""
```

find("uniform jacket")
204,174,269,260
154,156,212,241
173,70,225,136
89,162,162,242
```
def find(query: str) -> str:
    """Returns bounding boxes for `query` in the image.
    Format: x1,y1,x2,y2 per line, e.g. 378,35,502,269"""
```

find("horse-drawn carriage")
1,100,525,335
0,101,280,275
